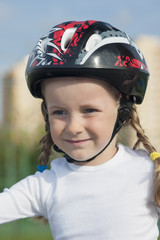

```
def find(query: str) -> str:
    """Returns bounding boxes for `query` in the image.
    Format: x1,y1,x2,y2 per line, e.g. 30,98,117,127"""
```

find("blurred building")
0,75,3,124
2,56,43,135
135,36,160,151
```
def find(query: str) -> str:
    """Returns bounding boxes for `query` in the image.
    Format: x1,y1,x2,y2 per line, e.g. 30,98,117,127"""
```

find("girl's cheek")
85,119,103,134
50,125,61,144
49,120,66,134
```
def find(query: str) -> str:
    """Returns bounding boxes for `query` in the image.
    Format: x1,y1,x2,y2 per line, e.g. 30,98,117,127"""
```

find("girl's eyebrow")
48,103,101,109
47,105,65,112
48,105,64,109
80,103,102,108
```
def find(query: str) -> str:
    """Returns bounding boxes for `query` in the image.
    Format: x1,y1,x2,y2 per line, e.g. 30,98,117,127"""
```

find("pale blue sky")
0,0,160,121
0,0,160,74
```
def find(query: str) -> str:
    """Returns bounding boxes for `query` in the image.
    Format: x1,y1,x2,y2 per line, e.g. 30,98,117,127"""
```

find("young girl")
1,20,160,239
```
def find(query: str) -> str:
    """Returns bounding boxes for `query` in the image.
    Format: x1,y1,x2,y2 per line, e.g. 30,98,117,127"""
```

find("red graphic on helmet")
114,56,148,71
29,21,97,68
51,20,97,65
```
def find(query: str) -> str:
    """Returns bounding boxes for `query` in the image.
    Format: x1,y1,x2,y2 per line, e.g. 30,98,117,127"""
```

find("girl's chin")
65,151,95,162
66,155,90,161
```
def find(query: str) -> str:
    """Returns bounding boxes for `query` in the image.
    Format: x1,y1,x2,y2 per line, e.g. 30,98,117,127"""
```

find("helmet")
25,20,149,104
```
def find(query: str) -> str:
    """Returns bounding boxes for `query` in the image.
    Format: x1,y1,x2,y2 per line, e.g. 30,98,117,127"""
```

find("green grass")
0,218,53,240
1,219,160,239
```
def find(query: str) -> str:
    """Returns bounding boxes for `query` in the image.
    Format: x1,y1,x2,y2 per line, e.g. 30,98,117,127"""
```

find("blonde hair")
38,101,54,166
129,105,160,207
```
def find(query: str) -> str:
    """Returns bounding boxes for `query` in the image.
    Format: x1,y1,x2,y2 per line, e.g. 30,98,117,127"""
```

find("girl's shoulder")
119,143,154,171
121,143,150,158
33,157,68,180
49,157,71,175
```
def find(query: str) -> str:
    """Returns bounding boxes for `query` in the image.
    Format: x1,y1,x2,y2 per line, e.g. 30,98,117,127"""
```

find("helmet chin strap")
53,96,134,163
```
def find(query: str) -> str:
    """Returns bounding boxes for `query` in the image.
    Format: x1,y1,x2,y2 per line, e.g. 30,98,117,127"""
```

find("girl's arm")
0,170,54,224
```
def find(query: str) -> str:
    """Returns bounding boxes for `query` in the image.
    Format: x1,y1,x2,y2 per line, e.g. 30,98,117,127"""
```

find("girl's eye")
84,108,97,114
53,110,66,115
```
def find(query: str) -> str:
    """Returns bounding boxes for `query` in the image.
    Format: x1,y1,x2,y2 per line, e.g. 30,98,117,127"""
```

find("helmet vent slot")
61,28,77,51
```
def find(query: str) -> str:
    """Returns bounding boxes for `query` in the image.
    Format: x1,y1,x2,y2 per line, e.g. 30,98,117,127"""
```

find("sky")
0,0,160,121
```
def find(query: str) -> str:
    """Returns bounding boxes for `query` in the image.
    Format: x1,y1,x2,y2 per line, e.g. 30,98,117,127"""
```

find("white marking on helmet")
80,37,130,65
47,52,62,61
45,38,63,54
85,34,102,52
49,27,62,34
30,55,46,66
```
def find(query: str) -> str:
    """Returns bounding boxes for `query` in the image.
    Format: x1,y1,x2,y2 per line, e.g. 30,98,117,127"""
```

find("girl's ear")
41,100,49,131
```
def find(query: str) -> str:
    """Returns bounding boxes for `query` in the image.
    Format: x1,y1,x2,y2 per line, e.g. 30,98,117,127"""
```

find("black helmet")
25,20,149,104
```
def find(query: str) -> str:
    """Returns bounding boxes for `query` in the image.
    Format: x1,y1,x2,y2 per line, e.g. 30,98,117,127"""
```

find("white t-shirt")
0,144,159,239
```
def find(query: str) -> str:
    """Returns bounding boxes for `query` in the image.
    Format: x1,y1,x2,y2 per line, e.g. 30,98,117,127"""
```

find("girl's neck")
74,142,118,166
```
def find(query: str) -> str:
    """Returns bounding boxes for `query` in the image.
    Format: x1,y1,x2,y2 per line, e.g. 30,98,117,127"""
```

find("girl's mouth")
65,139,91,146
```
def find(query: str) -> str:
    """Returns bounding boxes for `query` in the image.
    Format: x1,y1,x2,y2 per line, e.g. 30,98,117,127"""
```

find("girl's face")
43,77,120,166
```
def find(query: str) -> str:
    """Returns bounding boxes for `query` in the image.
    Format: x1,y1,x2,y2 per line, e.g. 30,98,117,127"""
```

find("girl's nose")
66,115,83,135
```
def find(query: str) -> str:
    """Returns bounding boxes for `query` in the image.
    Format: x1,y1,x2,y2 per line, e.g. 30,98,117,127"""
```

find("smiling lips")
65,139,91,146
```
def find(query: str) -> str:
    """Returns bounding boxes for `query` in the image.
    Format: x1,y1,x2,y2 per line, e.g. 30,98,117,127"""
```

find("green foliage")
0,126,54,239
0,126,42,190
